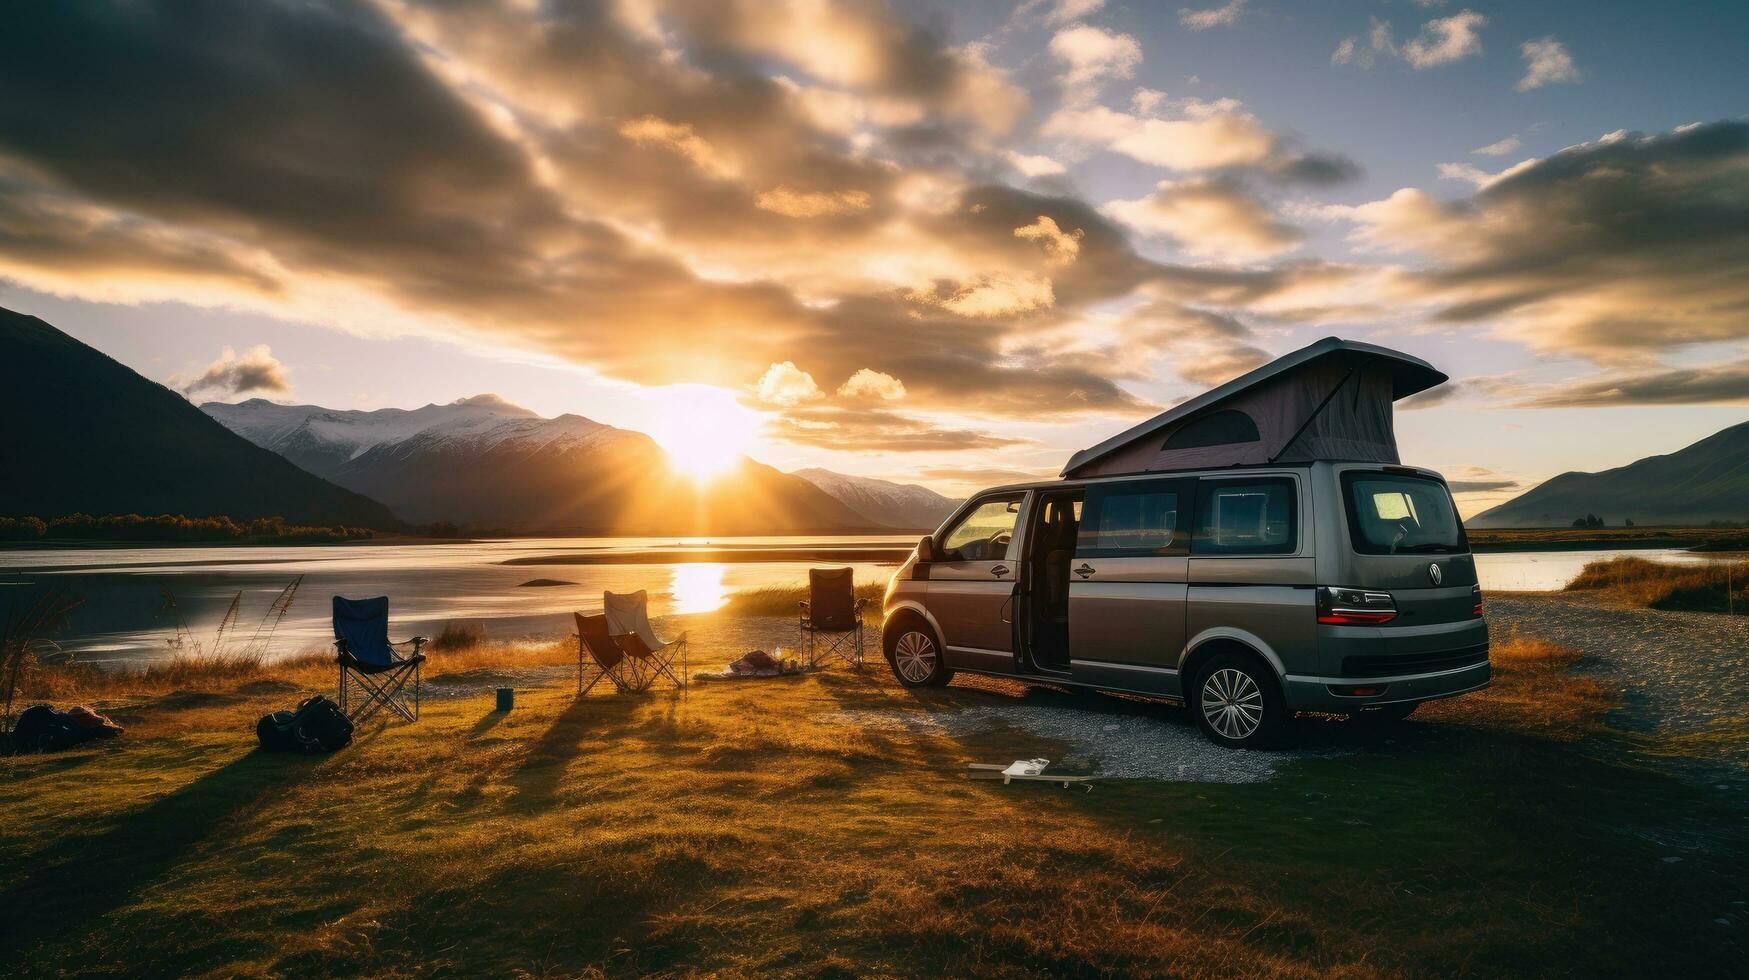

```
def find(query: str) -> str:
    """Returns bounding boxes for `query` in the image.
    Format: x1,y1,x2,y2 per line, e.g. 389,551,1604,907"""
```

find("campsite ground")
2,602,1745,977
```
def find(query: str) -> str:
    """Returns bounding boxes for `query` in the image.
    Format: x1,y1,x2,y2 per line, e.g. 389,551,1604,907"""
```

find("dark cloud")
915,465,1056,487
0,165,280,293
1106,175,1304,262
1447,479,1519,493
1267,151,1363,186
1113,301,1272,387
771,406,1029,453
1341,121,1749,365
1398,381,1464,409
1503,360,1749,407
0,0,1396,429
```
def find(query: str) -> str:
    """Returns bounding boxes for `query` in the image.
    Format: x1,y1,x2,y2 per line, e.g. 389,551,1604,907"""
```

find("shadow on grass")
0,748,325,957
809,666,1749,974
504,694,642,813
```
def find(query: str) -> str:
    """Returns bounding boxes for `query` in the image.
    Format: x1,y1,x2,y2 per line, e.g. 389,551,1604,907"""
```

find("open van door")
926,492,1025,675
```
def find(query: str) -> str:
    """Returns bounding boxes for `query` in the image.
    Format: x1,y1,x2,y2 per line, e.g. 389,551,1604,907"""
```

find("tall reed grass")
1565,556,1749,613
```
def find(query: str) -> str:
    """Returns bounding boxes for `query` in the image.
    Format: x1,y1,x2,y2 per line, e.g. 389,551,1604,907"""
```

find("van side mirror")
916,534,935,563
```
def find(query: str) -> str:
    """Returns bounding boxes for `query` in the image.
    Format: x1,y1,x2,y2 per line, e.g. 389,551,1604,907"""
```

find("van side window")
1192,478,1297,555
938,495,1023,562
1076,482,1186,557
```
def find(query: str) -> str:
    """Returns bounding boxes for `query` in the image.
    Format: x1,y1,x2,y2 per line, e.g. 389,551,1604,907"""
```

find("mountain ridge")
0,307,398,528
791,467,960,531
204,397,881,533
1470,420,1749,528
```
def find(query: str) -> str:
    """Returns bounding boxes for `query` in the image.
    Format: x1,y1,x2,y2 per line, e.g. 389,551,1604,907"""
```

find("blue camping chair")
333,596,426,723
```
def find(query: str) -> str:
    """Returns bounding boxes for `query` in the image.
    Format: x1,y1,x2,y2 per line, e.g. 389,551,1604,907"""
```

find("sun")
641,384,760,482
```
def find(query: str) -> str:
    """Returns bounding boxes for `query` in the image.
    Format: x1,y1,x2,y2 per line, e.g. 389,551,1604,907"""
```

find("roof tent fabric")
1062,338,1446,478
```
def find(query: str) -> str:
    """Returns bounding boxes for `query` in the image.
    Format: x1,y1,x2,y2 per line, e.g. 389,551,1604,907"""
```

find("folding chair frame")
619,633,689,695
577,634,638,695
338,638,424,724
798,601,867,669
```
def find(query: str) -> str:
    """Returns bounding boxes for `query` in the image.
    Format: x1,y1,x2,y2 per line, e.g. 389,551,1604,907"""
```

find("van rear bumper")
1282,657,1491,712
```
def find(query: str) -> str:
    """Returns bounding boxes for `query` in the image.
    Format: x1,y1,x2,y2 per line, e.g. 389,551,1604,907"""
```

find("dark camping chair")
576,611,637,695
604,590,688,693
333,596,425,723
798,568,866,668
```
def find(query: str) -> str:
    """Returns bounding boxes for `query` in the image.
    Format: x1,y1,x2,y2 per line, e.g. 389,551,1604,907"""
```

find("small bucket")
495,687,514,712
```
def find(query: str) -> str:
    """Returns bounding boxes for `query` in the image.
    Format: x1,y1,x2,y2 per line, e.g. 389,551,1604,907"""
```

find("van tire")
1191,652,1287,749
885,617,953,689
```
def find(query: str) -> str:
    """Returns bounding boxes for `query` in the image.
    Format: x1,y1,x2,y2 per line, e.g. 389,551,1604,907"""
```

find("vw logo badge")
1428,563,1443,585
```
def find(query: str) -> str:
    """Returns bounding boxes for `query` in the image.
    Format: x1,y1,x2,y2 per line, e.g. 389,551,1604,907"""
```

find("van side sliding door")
1066,479,1192,696
1185,475,1317,684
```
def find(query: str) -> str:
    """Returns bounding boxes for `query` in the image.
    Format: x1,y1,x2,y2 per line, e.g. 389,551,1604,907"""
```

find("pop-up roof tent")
1061,337,1447,478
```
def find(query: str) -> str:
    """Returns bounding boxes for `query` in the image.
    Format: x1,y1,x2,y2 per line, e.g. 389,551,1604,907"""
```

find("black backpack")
256,695,353,753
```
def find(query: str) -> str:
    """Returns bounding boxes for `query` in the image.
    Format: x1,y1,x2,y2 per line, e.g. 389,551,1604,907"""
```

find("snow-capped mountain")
203,396,874,532
204,394,550,470
791,468,961,531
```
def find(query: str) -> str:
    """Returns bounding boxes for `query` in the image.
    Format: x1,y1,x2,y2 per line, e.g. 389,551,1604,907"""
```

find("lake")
0,537,1735,666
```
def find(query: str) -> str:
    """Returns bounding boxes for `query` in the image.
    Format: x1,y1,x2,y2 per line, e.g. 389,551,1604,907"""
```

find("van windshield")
1342,472,1467,555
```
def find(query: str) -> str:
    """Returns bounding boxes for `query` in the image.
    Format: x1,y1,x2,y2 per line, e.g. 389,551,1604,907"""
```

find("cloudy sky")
2,0,1746,513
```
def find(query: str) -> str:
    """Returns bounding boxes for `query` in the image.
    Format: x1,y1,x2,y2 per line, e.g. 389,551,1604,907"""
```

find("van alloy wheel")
1201,668,1264,740
894,631,938,684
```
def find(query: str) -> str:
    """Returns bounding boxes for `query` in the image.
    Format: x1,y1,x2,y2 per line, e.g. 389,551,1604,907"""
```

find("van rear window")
1342,472,1467,555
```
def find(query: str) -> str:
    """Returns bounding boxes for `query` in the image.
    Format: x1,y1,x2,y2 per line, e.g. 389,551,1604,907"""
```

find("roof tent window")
1162,409,1259,451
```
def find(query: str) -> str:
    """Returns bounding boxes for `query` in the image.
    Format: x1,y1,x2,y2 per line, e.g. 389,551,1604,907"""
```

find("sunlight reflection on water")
669,563,728,614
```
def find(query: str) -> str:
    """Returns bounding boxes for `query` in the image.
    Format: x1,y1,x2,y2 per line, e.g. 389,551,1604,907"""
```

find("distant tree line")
0,514,374,543
1569,514,1638,528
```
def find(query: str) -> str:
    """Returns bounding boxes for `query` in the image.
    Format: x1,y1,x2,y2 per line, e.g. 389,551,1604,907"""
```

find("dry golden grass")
13,639,577,705
1564,555,1749,612
430,619,488,652
723,581,887,620
2,652,1739,976
3,619,1744,976
1417,632,1613,739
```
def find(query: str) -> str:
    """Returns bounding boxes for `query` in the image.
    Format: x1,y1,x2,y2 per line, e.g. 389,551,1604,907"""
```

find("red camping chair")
575,612,637,695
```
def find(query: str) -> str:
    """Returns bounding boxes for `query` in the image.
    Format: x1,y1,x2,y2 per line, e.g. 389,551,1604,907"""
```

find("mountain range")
1470,420,1749,528
791,468,960,530
203,396,954,532
0,307,395,528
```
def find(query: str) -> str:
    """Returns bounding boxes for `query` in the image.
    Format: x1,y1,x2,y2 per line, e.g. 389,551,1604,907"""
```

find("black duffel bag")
256,695,353,753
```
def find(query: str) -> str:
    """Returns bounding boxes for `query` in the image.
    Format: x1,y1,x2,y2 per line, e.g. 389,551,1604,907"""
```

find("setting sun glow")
642,385,761,482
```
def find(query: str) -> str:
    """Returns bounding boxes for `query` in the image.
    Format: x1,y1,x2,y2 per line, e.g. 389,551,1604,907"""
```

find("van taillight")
1472,584,1484,618
1317,586,1397,625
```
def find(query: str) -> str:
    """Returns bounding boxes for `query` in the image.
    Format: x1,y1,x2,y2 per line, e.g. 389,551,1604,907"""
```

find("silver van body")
881,460,1489,743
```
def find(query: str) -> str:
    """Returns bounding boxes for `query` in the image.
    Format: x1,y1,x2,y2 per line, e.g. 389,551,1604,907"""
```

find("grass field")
2,632,1744,976
1565,555,1749,614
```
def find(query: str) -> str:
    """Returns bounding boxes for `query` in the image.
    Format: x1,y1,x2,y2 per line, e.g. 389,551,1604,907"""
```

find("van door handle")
990,564,1010,577
1074,563,1095,578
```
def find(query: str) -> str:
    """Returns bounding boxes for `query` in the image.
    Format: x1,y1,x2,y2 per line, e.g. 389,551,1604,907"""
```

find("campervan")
880,338,1489,748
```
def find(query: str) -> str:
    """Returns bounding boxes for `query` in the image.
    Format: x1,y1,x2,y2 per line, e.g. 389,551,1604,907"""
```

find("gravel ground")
425,595,1749,781
1488,592,1749,772
829,705,1329,783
